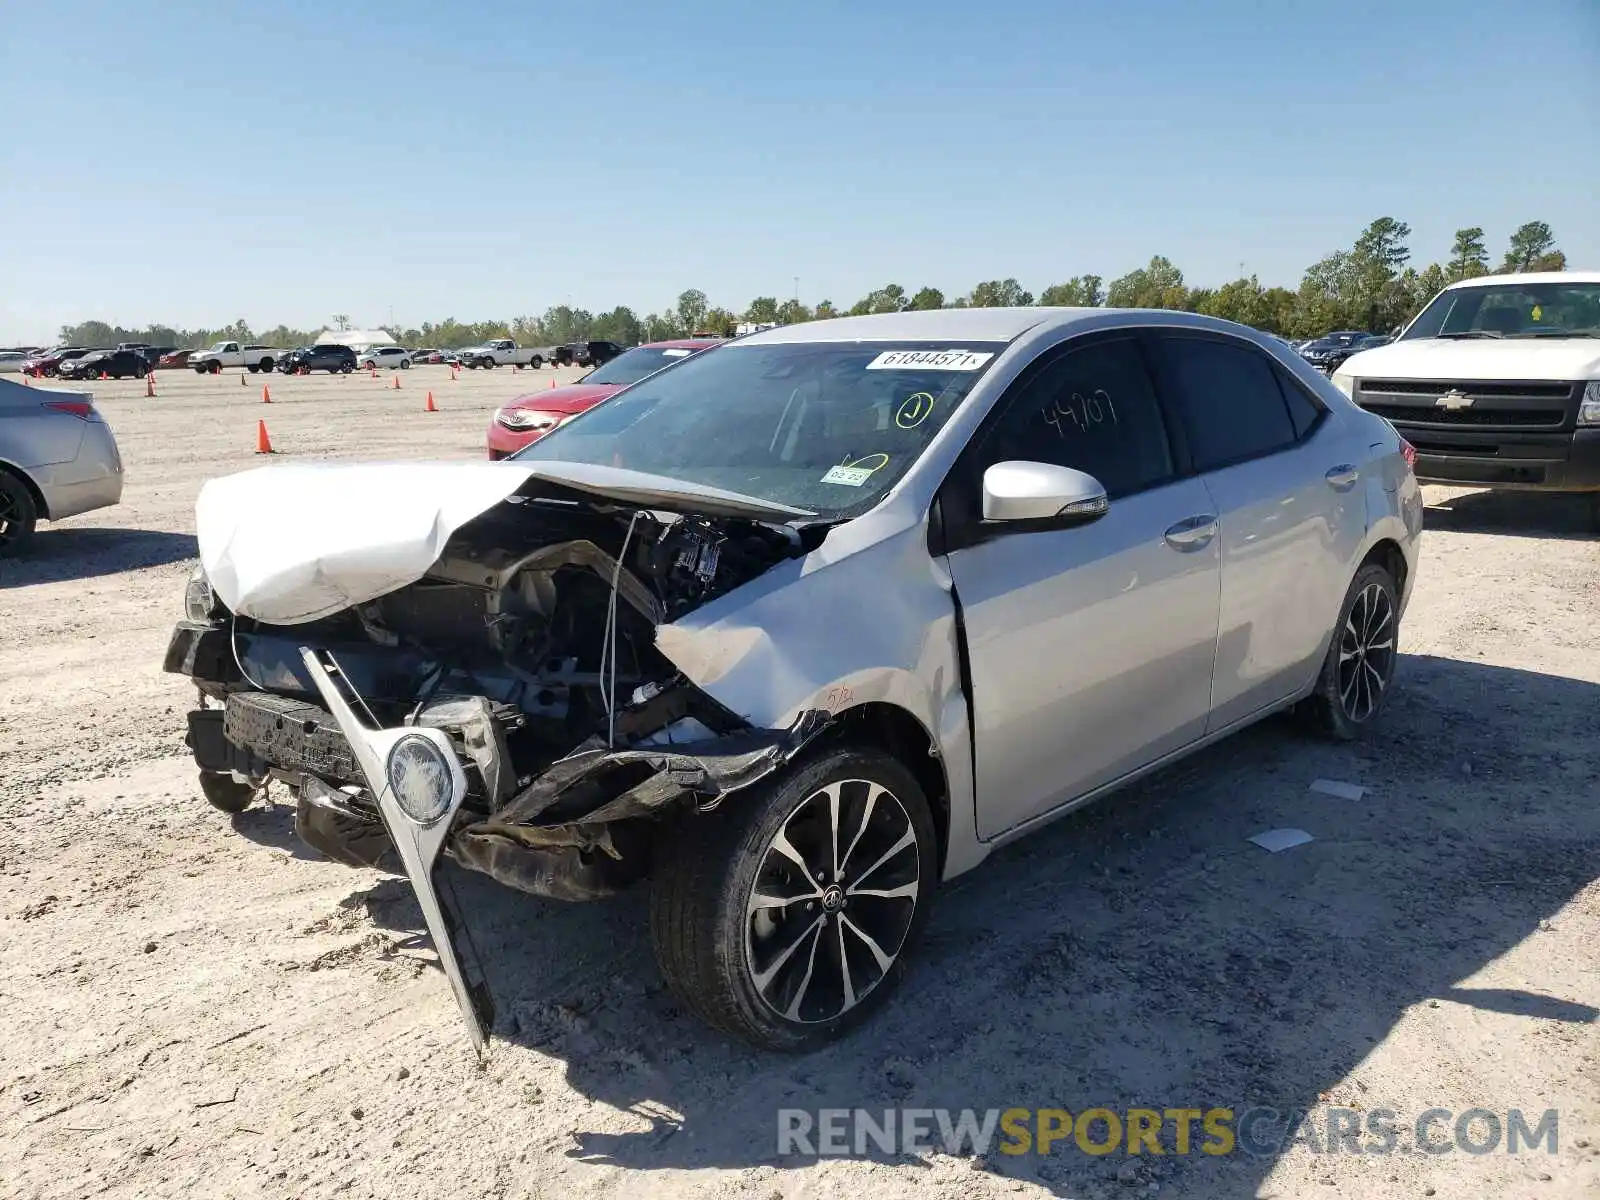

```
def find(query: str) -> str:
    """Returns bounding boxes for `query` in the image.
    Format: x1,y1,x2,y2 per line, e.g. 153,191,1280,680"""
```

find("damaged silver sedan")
165,308,1422,1050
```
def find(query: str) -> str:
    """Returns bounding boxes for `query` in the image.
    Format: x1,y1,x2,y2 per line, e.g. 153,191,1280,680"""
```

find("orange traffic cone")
255,420,274,454
22,372,30,386
451,365,459,380
262,384,272,404
240,372,246,387
425,391,437,412
391,374,401,390
513,364,521,373
145,373,155,398
100,371,108,381
370,365,377,379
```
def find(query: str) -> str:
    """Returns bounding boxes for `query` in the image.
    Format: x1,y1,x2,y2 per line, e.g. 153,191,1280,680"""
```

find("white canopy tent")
315,329,398,353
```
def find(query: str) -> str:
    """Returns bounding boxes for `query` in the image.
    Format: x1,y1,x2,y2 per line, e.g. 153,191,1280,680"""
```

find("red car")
486,338,721,459
21,346,91,378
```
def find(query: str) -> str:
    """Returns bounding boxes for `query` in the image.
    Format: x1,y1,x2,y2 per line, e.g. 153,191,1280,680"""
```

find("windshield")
583,344,707,387
512,341,1008,519
1402,280,1600,340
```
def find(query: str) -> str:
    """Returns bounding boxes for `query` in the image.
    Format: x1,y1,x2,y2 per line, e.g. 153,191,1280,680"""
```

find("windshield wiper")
1513,330,1596,339
1435,331,1502,339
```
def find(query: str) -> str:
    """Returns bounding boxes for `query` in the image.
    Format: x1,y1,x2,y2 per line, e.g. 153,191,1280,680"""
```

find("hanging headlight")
184,565,218,623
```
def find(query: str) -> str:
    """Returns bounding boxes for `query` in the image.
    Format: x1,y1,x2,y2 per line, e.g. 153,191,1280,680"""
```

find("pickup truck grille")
1355,379,1578,431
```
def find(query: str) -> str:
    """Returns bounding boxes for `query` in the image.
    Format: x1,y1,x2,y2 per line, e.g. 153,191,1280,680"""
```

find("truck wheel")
400,359,409,369
0,468,39,557
259,357,274,372
199,771,257,814
484,359,497,368
649,744,938,1051
193,365,207,375
340,363,354,374
530,356,543,369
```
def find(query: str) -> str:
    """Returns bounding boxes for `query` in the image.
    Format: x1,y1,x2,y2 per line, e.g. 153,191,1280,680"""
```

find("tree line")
56,218,1567,353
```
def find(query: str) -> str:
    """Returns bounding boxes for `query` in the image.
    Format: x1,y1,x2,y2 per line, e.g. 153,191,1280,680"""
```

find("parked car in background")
23,347,92,378
166,307,1420,1051
0,377,124,556
157,349,196,370
541,340,627,368
0,352,29,373
278,344,358,374
58,348,151,380
410,348,442,364
190,341,285,374
1298,331,1372,373
358,346,412,371
1333,270,1600,527
117,342,173,369
452,339,549,369
488,338,722,458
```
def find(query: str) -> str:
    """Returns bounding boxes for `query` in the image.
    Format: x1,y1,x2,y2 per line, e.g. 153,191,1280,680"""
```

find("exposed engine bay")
171,488,830,900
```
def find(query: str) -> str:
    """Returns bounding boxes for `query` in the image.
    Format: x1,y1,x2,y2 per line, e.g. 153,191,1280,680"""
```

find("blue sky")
3,0,1597,343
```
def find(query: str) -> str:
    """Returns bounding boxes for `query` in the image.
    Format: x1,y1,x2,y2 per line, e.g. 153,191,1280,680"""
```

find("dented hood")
197,460,813,625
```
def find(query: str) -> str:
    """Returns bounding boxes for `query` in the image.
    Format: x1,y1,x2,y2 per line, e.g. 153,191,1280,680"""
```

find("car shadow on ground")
347,653,1599,1197
1424,490,1597,541
229,792,324,861
0,527,196,587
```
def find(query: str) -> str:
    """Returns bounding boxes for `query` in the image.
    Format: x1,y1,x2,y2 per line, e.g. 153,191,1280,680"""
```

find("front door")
939,334,1222,839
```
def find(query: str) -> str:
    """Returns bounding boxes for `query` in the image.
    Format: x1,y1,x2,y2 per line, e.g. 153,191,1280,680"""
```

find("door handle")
1163,514,1218,551
1325,464,1359,491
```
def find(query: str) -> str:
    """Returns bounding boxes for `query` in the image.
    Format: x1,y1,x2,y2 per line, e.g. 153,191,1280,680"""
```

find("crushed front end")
166,468,829,1045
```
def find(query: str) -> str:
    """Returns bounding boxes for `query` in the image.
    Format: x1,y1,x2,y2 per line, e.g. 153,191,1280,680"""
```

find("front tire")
649,744,937,1051
1306,561,1400,739
199,770,256,814
0,468,39,557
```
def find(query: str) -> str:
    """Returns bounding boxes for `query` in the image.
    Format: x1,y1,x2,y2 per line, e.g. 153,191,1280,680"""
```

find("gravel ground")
2,367,1597,1199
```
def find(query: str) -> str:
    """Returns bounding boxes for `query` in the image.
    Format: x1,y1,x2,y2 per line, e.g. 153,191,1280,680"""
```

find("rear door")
939,333,1222,838
1146,331,1367,729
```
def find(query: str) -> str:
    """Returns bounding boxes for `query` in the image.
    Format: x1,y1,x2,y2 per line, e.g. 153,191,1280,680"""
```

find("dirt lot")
2,366,1597,1200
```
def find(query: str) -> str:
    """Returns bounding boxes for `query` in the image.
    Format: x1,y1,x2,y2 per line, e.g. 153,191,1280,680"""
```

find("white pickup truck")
451,339,553,370
1333,271,1600,528
190,342,285,375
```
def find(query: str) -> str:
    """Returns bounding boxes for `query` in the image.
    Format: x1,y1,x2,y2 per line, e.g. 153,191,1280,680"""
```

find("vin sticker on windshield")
865,349,994,371
821,465,875,487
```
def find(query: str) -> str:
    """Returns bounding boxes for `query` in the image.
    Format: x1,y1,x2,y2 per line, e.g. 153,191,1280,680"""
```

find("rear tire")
0,468,39,557
649,744,937,1051
530,356,543,369
259,357,274,372
1305,562,1400,740
199,771,257,814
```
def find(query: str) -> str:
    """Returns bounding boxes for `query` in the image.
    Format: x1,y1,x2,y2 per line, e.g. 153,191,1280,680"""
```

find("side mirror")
981,461,1109,524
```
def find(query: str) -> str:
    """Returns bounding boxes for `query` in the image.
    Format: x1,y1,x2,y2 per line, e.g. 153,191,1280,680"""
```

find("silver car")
164,308,1422,1050
0,378,125,555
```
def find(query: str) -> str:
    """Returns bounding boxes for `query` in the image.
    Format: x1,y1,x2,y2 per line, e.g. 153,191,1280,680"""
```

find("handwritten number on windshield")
1043,389,1118,438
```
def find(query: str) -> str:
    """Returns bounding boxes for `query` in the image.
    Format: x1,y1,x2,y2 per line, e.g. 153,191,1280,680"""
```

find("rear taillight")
44,400,95,420
1399,437,1417,469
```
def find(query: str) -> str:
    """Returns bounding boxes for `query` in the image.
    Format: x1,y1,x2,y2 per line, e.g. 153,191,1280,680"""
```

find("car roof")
1444,270,1600,290
737,307,1095,346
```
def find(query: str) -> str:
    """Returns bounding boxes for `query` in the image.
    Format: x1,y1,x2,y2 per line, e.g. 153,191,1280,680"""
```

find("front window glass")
514,341,1008,518
1402,281,1600,339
